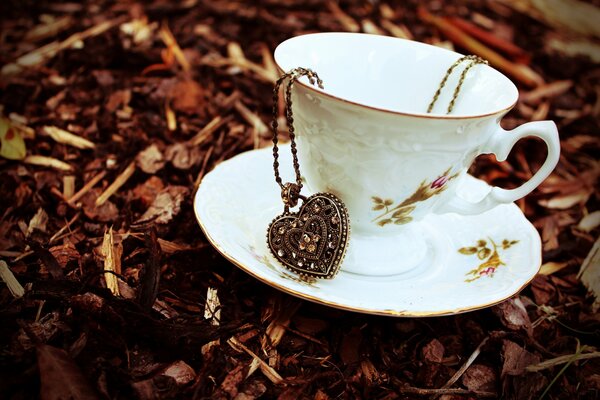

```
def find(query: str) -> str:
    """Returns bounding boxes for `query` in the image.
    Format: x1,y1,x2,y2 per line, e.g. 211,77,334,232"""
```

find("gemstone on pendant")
297,260,303,267
302,215,308,221
292,252,296,258
299,242,306,250
302,234,311,243
278,227,285,235
291,221,297,228
313,204,321,212
313,235,320,242
277,249,285,257
307,244,316,253
328,241,335,249
331,216,339,225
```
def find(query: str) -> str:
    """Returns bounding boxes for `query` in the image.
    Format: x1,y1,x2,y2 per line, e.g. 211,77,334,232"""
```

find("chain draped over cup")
266,68,350,280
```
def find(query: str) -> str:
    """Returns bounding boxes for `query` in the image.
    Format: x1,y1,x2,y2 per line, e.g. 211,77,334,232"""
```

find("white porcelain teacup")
273,33,559,276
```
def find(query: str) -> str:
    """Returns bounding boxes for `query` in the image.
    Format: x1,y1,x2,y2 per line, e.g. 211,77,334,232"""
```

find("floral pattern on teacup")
372,167,459,227
460,238,519,282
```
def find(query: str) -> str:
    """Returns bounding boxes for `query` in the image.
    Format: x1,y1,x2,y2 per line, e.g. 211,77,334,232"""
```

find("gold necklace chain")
427,55,488,114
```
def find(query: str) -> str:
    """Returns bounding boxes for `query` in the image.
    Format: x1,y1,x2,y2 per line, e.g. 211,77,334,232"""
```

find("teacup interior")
274,33,518,118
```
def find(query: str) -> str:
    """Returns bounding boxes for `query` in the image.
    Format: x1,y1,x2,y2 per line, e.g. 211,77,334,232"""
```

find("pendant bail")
281,182,301,208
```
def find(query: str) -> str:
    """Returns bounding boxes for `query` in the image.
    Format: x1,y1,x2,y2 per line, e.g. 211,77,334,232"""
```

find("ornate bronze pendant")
267,68,350,279
267,192,349,279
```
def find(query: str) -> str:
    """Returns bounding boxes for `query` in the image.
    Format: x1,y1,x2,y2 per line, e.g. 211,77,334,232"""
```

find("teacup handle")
437,120,560,215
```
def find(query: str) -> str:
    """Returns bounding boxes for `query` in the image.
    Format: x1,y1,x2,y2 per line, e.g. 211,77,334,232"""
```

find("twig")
194,145,214,188
417,7,543,87
526,350,600,372
159,24,191,73
95,161,136,206
2,18,124,76
49,213,81,244
188,116,228,147
431,337,489,399
380,19,413,39
234,101,269,137
67,170,106,205
444,16,529,62
537,344,590,400
227,337,283,384
326,1,360,32
399,386,495,397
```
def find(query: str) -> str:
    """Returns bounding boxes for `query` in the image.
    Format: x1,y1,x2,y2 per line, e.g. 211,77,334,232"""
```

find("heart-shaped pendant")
267,192,350,279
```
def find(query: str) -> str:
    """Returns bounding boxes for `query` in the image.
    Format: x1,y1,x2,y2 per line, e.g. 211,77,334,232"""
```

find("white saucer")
194,146,542,317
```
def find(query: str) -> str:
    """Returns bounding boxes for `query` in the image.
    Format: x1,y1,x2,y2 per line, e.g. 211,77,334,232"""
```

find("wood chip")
63,176,75,199
0,260,25,298
101,227,122,296
25,16,73,42
380,19,413,39
201,287,221,355
24,155,73,171
327,1,360,32
26,208,49,237
42,126,95,149
361,19,385,35
539,261,570,275
577,211,600,232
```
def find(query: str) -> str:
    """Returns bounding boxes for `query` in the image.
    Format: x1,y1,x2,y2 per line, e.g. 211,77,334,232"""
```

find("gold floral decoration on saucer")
372,167,459,226
460,238,519,282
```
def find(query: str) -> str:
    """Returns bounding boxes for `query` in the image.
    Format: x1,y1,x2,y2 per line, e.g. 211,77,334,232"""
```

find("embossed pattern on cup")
274,33,560,235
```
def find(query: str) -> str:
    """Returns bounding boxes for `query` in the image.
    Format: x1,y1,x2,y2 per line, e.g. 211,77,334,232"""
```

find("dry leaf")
81,189,119,222
132,176,165,206
220,363,247,398
539,189,591,209
136,144,165,174
162,360,196,385
164,142,202,170
137,186,189,224
0,117,27,160
422,338,445,363
578,237,600,311
49,242,80,269
492,298,533,336
462,364,496,392
501,340,540,376
171,78,205,115
37,344,101,400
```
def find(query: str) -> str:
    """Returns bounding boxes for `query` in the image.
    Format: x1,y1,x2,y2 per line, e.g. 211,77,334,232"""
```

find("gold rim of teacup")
273,33,518,121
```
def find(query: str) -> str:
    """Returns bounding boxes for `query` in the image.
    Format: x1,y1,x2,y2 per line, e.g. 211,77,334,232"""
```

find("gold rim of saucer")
193,146,542,317
195,207,540,317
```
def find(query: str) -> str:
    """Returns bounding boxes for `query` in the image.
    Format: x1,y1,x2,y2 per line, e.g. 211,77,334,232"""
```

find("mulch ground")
0,1,599,399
